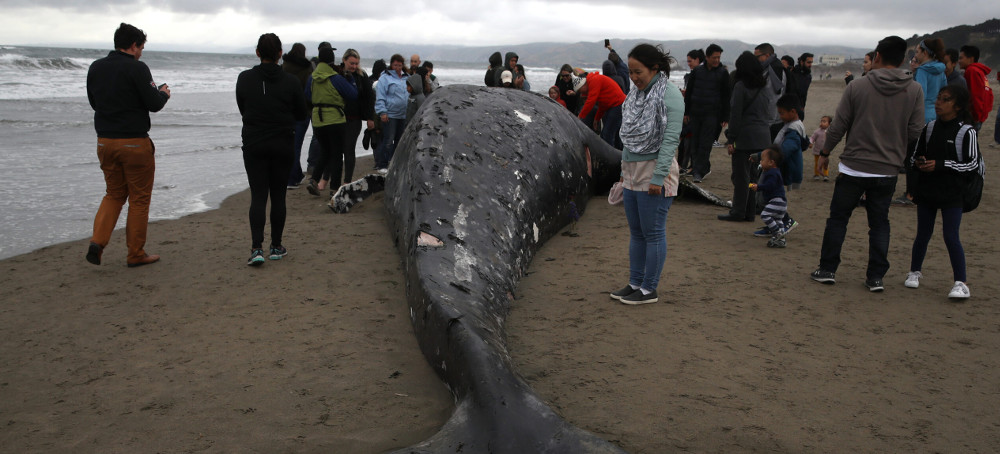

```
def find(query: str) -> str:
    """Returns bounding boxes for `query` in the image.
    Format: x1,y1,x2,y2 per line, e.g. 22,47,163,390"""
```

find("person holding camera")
85,23,170,268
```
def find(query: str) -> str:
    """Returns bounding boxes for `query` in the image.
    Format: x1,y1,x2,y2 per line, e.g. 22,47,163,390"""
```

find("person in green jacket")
304,47,358,196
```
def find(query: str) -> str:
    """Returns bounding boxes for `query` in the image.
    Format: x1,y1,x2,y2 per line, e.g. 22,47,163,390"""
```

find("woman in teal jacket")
912,38,947,121
609,44,684,306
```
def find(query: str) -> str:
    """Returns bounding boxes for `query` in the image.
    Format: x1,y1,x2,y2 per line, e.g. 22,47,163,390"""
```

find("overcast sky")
1,1,995,52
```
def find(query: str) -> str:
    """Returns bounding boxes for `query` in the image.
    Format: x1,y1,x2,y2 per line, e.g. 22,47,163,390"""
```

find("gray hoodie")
824,67,925,175
405,73,426,126
494,52,519,86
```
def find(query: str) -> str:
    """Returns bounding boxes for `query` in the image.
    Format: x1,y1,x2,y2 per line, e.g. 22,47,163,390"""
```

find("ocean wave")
0,118,90,129
0,54,88,70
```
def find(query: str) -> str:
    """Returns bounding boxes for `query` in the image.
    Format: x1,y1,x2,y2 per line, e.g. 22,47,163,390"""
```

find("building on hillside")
819,54,845,66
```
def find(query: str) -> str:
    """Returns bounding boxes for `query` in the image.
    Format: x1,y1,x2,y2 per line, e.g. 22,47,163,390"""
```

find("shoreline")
2,81,999,452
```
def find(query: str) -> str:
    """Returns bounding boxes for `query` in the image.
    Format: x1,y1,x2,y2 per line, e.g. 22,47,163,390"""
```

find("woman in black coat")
235,33,307,266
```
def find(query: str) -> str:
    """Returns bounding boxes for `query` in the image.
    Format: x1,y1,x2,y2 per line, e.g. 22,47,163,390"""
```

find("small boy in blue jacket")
774,94,808,190
750,146,788,248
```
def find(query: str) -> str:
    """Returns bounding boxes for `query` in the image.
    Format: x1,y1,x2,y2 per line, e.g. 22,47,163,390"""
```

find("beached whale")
384,85,627,453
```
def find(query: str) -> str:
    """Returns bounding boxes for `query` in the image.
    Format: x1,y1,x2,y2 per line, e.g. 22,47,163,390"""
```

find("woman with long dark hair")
608,44,683,305
904,85,983,298
235,33,307,266
719,51,771,222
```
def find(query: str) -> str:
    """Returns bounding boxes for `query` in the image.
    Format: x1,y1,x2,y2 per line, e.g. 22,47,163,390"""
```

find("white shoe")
904,271,921,288
948,281,970,299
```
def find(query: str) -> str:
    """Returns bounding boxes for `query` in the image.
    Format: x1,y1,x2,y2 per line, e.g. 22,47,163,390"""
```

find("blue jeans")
376,117,405,169
306,134,321,170
600,104,622,149
819,174,897,280
910,204,966,282
287,118,309,186
623,188,674,291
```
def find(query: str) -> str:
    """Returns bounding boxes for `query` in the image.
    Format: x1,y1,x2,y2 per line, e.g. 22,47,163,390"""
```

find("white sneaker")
904,271,921,288
948,281,970,299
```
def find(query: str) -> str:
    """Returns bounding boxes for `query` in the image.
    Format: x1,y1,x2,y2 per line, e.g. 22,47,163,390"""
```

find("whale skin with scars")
384,84,627,453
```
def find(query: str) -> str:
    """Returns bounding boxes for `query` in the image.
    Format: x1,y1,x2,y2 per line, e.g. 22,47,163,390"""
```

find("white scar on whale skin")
453,204,474,282
514,110,532,122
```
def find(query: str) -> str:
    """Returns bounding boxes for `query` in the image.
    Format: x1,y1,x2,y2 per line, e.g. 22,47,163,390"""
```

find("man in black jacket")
683,43,730,183
789,53,813,119
85,23,170,268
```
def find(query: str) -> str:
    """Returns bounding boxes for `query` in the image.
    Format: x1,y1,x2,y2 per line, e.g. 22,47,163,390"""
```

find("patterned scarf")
620,73,670,155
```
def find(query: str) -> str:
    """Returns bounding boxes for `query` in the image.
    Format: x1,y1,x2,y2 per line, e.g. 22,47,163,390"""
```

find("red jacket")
963,62,994,123
577,73,625,123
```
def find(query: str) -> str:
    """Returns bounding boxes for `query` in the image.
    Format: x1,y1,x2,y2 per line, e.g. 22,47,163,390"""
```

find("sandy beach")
2,79,999,453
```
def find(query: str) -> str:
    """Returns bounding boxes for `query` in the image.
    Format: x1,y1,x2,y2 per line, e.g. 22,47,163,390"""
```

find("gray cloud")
21,0,991,28
6,0,997,49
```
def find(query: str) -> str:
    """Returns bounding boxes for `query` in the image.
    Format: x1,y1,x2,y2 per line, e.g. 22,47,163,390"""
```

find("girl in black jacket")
904,85,982,298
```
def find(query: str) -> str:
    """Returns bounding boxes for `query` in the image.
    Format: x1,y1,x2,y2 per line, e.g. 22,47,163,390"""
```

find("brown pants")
91,137,155,263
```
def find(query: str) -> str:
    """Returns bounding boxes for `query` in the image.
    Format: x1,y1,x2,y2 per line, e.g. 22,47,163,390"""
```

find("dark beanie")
318,47,335,64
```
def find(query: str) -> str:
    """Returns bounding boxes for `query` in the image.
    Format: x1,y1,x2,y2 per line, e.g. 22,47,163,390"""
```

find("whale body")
385,85,626,453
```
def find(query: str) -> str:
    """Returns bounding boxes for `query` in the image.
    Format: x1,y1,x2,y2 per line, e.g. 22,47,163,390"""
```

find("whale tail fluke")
391,392,627,454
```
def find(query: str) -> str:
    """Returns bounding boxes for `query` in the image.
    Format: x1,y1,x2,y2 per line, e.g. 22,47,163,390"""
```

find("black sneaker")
810,269,836,284
865,278,885,292
610,285,637,301
86,242,103,265
621,289,658,305
306,179,320,196
269,246,287,260
247,248,265,267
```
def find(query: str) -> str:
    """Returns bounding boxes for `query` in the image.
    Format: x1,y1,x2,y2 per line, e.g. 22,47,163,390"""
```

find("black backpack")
964,164,984,213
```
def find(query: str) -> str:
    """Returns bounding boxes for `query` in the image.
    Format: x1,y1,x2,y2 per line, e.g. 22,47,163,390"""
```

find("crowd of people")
598,37,991,302
83,23,994,301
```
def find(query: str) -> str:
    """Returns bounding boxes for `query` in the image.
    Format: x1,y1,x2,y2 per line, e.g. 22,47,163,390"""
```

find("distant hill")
243,20,999,71
907,18,1000,69
287,39,872,70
